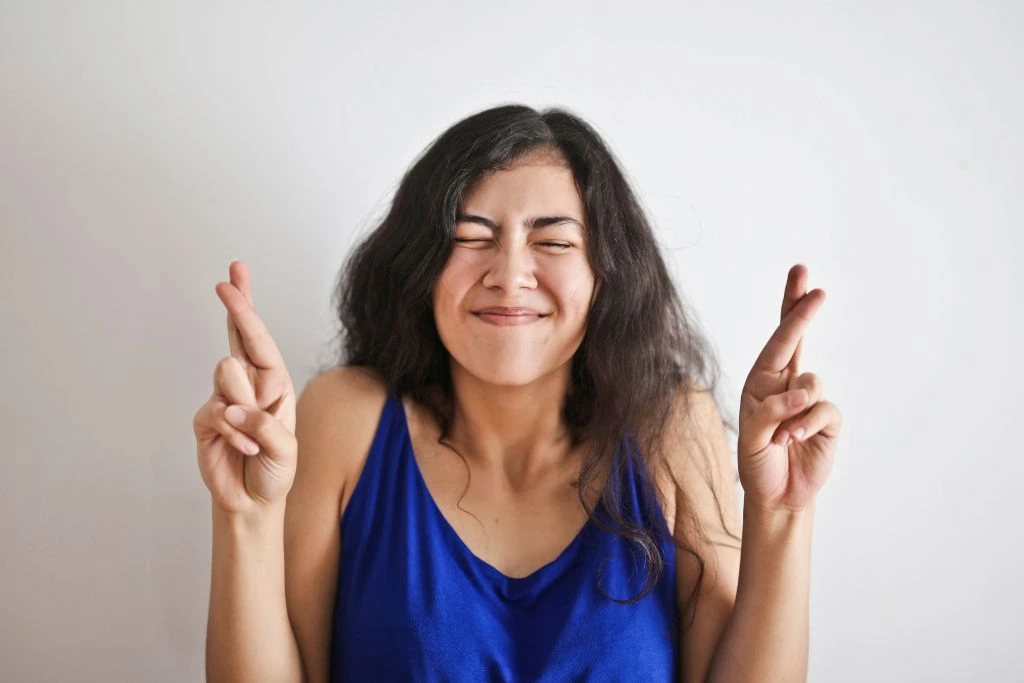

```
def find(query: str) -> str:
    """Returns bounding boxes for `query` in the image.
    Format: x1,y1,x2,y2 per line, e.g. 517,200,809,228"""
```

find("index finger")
225,260,254,364
754,285,826,375
215,280,286,371
781,264,808,375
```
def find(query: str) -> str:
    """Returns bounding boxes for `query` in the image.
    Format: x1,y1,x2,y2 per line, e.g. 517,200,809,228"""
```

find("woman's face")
431,151,597,388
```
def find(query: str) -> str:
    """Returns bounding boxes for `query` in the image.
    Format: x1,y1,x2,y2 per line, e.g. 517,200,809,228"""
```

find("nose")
481,241,538,292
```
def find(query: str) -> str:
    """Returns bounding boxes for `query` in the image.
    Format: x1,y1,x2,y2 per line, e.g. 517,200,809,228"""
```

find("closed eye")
453,238,572,250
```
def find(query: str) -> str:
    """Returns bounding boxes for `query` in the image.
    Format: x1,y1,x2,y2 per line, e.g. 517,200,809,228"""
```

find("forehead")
460,153,582,215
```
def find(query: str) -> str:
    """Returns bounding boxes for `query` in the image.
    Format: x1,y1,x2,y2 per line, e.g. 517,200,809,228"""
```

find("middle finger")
215,281,285,371
753,288,825,374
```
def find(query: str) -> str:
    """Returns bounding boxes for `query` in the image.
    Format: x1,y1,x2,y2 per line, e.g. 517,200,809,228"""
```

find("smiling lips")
472,307,549,326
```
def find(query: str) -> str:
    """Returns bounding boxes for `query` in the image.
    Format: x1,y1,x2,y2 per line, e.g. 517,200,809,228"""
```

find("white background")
1,1,1020,681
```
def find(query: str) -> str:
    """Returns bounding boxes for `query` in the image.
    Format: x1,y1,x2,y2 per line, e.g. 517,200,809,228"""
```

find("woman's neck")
443,365,577,492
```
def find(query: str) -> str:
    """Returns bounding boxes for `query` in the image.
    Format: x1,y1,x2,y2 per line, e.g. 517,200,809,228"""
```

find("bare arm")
207,503,304,683
283,367,386,683
705,264,837,681
705,503,813,683
200,265,373,683
664,386,816,683
199,261,305,683
662,386,741,683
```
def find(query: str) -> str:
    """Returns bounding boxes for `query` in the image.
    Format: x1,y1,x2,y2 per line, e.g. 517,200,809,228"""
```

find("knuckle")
215,356,235,376
213,357,232,387
799,371,821,392
215,358,253,400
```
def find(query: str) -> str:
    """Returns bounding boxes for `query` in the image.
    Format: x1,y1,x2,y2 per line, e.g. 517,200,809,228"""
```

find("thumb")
741,389,809,454
223,403,296,464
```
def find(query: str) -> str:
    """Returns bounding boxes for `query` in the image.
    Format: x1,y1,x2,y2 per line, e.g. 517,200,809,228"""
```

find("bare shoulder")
282,365,389,683
293,365,390,516
653,381,740,543
652,381,743,683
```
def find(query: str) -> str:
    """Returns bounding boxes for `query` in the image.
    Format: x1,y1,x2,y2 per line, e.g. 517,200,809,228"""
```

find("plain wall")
1,1,1021,681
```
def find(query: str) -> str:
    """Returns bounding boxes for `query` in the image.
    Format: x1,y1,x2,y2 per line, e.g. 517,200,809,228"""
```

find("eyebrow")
455,212,586,232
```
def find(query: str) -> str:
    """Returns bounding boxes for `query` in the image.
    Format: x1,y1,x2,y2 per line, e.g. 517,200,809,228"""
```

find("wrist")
742,499,815,537
212,499,287,535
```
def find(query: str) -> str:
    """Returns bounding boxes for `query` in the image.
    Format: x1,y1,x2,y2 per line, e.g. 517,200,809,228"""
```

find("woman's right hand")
193,260,298,516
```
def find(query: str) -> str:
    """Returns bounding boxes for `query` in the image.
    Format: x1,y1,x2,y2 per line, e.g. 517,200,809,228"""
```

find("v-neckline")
393,392,595,586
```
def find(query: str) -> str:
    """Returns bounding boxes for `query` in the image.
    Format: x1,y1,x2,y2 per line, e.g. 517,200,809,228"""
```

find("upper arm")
283,366,387,683
657,384,743,683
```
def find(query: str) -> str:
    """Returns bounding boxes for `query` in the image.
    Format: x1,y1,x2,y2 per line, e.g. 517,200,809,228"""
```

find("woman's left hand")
737,264,844,513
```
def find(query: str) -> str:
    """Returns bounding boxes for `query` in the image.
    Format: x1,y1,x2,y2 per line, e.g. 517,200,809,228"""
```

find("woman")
195,105,842,682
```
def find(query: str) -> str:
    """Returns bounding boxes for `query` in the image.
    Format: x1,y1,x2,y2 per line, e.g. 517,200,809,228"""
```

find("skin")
430,148,597,491
737,267,841,512
702,265,844,682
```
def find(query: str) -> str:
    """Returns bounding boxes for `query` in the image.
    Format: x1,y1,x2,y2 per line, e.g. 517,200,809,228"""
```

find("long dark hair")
323,104,740,621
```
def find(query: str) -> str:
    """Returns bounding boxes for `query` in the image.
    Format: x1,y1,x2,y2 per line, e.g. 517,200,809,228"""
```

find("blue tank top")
330,390,678,681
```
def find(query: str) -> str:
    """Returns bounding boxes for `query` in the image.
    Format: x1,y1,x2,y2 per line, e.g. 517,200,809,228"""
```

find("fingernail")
792,426,806,441
788,390,806,407
225,405,245,426
776,429,791,445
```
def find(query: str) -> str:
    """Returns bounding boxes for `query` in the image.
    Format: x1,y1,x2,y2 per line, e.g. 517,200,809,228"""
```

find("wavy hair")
323,104,740,621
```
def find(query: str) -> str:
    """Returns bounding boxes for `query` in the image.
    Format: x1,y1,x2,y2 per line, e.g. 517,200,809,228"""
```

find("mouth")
472,311,549,326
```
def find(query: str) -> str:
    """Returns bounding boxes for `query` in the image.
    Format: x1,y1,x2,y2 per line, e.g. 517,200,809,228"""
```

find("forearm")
206,501,304,683
705,501,814,683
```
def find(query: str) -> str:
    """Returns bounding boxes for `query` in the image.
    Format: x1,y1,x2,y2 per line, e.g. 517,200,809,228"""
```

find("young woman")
194,105,842,682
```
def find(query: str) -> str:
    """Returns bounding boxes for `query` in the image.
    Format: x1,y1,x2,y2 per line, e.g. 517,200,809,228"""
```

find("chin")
455,358,555,388
474,369,545,387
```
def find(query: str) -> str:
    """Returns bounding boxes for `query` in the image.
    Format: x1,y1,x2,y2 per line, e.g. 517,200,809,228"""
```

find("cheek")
549,268,595,311
436,251,482,288
432,261,475,318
